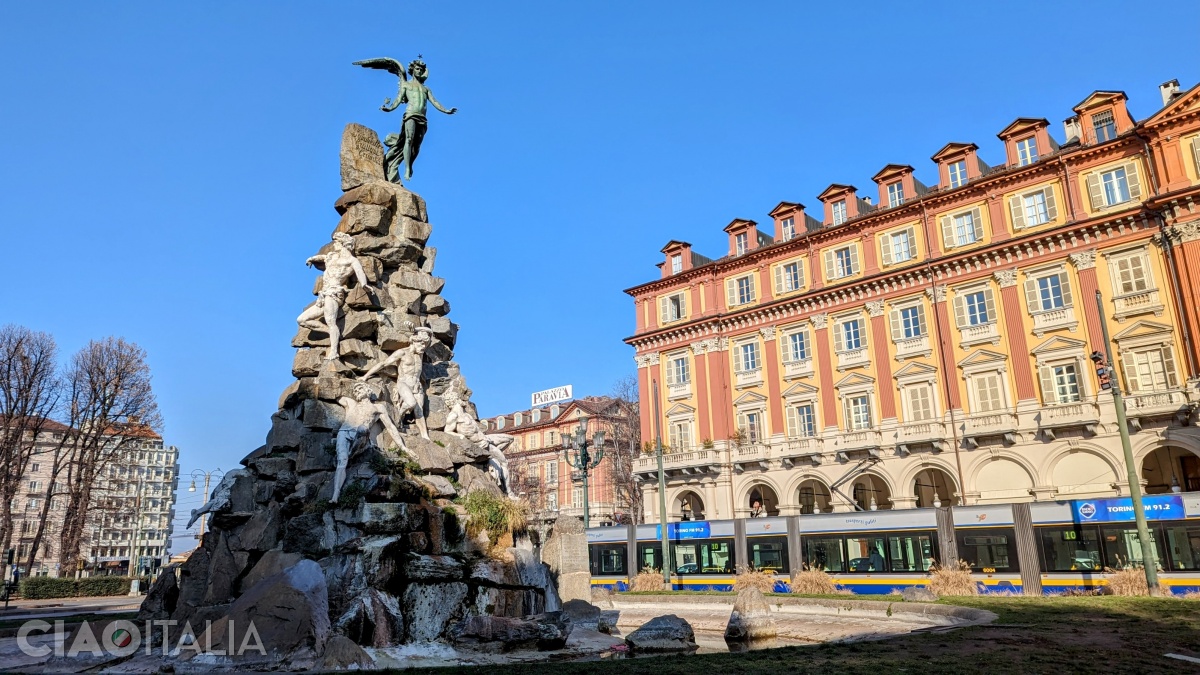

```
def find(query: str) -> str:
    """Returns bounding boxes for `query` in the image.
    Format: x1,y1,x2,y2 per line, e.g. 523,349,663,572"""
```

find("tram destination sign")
1072,494,1183,523
531,385,572,407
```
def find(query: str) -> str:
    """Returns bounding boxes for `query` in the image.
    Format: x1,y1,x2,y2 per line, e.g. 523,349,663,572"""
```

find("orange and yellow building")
625,79,1200,523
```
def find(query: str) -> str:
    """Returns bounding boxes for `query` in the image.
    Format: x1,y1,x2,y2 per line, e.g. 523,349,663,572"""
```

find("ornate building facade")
625,79,1200,523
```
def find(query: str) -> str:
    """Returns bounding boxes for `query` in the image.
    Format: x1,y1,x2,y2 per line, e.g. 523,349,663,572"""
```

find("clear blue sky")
1,1,1196,548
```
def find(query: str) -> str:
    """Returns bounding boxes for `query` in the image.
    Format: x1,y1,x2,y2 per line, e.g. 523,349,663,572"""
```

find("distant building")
9,424,180,577
625,79,1200,522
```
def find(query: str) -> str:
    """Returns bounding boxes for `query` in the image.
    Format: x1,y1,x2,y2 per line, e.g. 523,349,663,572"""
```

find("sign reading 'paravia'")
1071,494,1184,523
531,385,572,407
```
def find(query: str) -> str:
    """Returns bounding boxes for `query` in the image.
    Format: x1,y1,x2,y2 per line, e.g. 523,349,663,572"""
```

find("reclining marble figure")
333,381,411,502
297,232,369,361
443,386,515,496
187,469,248,529
359,324,432,440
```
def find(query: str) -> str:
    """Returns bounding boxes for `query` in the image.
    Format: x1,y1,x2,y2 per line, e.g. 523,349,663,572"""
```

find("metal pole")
199,472,212,538
581,438,591,529
652,380,670,585
1095,290,1160,594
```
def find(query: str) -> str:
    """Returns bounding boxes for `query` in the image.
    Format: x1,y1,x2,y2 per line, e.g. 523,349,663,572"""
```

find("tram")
587,492,1200,595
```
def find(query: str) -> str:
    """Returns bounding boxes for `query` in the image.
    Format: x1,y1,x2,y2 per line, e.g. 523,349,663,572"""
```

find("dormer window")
781,217,795,241
886,182,905,207
948,160,968,188
1091,110,1116,143
1016,137,1038,166
660,291,687,323
735,232,748,255
832,200,848,225
671,255,682,274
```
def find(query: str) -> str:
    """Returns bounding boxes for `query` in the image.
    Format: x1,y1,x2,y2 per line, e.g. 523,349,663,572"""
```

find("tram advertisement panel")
656,521,711,539
1071,495,1183,523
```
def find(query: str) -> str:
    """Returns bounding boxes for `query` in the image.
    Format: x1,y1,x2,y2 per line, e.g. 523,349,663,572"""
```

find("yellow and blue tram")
587,492,1200,595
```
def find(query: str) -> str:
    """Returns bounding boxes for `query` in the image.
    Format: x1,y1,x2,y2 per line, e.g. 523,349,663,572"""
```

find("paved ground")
0,596,141,623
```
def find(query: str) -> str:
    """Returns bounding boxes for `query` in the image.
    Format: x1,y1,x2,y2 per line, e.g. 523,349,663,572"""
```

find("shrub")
733,565,778,593
1104,567,1150,596
335,481,368,509
76,576,132,597
629,568,666,592
789,566,843,595
20,576,135,599
928,560,979,596
463,490,528,550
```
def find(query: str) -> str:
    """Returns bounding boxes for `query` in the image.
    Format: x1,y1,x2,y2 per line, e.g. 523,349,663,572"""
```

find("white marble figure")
187,469,248,529
333,382,411,502
443,386,516,496
359,325,432,440
297,233,369,361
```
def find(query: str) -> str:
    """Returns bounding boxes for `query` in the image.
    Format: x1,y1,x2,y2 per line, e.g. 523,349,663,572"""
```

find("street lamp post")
562,416,606,529
188,468,224,539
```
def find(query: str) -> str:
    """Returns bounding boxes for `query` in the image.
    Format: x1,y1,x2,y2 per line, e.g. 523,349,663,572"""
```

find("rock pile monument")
140,122,558,669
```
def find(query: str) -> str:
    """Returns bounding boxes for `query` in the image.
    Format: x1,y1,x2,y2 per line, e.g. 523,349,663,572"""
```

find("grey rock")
342,310,378,340
336,589,406,648
541,516,591,604
403,582,469,642
449,615,567,653
278,379,317,410
901,586,938,602
404,435,455,474
243,549,304,591
562,599,601,632
421,475,457,498
421,294,450,315
426,315,458,346
302,399,344,431
391,270,446,295
345,285,383,311
394,215,432,245
283,512,334,555
242,444,270,467
405,554,465,581
354,233,424,265
470,558,522,587
266,412,306,451
236,502,283,552
338,338,384,363
624,614,697,653
137,564,179,621
334,182,397,215
723,587,776,642
291,348,325,378
317,635,375,670
358,502,428,534
251,457,294,479
203,533,248,605
297,433,335,473
340,124,385,191
456,463,502,497
431,430,490,464
292,324,330,348
419,246,437,274
335,203,390,235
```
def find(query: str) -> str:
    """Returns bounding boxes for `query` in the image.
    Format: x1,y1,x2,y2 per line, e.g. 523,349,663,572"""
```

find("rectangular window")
825,245,859,279
735,232,749,255
672,540,733,575
973,373,1005,412
734,275,755,305
1101,525,1165,570
1038,275,1065,310
804,537,845,572
846,536,888,572
957,528,1019,572
948,160,968,188
888,534,937,572
906,385,934,421
572,487,583,509
638,543,663,572
741,412,762,444
738,342,759,372
954,211,979,246
832,200,848,225
835,317,864,351
590,544,628,575
1122,346,1179,393
941,208,984,249
1092,110,1116,143
1163,523,1200,571
786,403,817,438
30,463,39,473
668,420,692,450
781,217,795,241
547,491,558,511
1087,163,1142,210
887,182,905,207
28,481,39,492
890,229,913,263
1103,167,1131,205
784,330,809,362
1112,254,1150,295
1040,363,1081,404
1037,525,1103,572
546,461,558,483
1025,270,1073,312
845,395,872,430
666,356,690,386
660,293,686,322
956,289,994,326
748,537,788,573
890,304,927,340
670,255,682,274
781,262,802,292
1022,190,1049,226
1017,137,1038,166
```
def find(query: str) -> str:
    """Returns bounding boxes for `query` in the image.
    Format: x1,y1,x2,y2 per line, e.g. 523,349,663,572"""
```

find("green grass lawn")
384,596,1200,675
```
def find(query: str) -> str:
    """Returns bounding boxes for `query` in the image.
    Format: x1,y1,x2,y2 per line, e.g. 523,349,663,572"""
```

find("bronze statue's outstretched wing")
353,57,407,80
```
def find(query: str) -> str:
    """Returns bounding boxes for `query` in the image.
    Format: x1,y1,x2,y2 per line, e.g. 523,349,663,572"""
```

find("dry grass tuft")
733,565,778,593
1180,590,1200,600
629,568,667,592
928,560,979,596
1103,567,1150,596
789,566,845,595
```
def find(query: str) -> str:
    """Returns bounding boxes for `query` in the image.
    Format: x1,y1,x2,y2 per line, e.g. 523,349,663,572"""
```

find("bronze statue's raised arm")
427,89,457,115
381,80,406,113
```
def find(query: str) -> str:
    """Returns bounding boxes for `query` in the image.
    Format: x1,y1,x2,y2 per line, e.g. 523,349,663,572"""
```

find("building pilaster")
1069,250,1106,352
812,314,839,432
994,270,1038,403
759,326,785,437
866,301,897,420
927,286,963,410
690,341,712,443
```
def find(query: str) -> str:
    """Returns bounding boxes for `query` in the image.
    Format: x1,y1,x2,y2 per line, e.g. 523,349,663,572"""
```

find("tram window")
673,543,698,574
1162,522,1200,571
637,544,662,573
804,537,845,572
748,537,788,573
1037,525,1102,572
591,544,627,575
846,536,887,572
888,533,936,572
1100,525,1166,570
957,528,1018,572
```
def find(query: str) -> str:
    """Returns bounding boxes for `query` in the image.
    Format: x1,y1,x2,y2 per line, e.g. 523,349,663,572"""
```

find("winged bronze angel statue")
353,56,457,183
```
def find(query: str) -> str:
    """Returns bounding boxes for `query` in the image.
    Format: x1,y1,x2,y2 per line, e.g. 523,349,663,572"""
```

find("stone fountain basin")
607,595,996,645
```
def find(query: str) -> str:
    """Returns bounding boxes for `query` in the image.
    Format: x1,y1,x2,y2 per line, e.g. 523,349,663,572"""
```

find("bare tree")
604,375,643,524
51,338,161,573
0,325,61,555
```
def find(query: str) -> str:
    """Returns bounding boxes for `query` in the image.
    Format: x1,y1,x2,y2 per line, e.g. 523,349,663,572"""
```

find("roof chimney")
1063,116,1081,143
1160,79,1181,106
862,196,873,205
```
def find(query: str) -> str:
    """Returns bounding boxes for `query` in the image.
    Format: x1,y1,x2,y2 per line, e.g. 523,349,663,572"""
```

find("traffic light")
1091,350,1113,390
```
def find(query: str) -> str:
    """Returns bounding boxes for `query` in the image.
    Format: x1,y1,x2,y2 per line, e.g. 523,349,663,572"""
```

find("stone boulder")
901,586,939,602
723,587,776,642
562,598,601,632
624,614,697,653
405,436,455,474
316,635,375,670
449,614,567,653
540,517,591,604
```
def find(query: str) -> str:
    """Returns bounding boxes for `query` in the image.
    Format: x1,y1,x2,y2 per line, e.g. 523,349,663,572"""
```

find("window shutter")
1024,277,1040,311
1124,161,1143,200
1038,365,1056,404
726,279,736,308
1085,173,1104,210
970,207,984,241
859,319,869,348
916,304,928,336
1121,357,1139,393
905,227,916,255
984,288,997,321
1192,137,1200,173
678,293,686,317
889,309,902,341
659,297,669,324
1058,271,1073,306
823,250,835,280
774,265,783,294
880,233,893,266
733,346,744,373
785,406,797,438
953,295,966,328
940,215,954,249
1043,187,1058,222
1009,195,1025,230
747,275,756,302
833,322,845,351
848,245,860,274
665,360,676,385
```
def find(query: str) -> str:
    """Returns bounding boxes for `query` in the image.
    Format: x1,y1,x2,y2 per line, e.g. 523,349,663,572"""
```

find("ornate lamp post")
188,468,224,538
562,416,606,528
